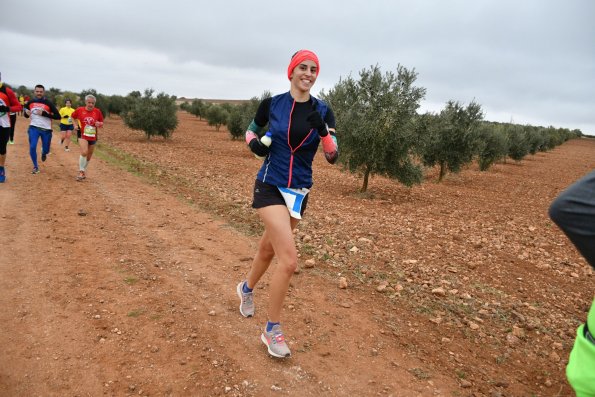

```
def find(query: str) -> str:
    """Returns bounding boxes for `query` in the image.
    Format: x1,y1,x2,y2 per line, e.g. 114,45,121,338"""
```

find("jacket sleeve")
48,101,62,120
7,88,22,113
24,101,31,118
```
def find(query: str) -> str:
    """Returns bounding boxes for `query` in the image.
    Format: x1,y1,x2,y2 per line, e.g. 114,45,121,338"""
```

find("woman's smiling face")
290,60,318,93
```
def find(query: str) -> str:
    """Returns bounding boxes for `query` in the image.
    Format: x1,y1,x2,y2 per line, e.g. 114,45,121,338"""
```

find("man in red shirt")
71,94,104,181
0,72,23,183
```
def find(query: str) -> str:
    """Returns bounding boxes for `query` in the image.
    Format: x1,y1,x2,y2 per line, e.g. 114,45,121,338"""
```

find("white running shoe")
236,281,254,317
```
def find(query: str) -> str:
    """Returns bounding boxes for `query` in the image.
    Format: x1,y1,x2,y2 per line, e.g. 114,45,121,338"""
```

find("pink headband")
287,50,320,80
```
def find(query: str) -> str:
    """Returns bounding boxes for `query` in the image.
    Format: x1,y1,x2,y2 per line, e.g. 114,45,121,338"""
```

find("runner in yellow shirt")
58,99,75,152
19,95,25,116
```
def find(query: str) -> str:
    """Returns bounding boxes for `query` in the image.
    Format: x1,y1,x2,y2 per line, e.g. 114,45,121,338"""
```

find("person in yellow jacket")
58,99,75,152
19,95,25,116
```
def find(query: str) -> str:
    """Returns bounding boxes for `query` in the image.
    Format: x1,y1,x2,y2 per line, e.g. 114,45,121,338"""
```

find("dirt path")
0,118,462,396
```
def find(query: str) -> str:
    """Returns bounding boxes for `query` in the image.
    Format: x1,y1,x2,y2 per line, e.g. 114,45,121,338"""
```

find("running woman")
24,84,61,174
236,50,338,358
550,170,595,396
0,73,23,183
58,99,75,151
71,95,103,181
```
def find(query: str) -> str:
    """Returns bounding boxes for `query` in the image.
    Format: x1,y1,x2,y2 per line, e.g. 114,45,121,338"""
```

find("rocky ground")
1,111,593,396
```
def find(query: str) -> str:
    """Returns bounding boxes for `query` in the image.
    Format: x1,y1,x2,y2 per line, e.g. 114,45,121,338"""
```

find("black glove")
248,137,270,157
306,109,328,137
40,110,51,117
0,105,9,113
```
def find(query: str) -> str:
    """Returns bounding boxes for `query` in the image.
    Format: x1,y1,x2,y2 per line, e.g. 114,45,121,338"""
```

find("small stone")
376,281,388,292
78,209,87,216
304,259,315,268
431,287,446,297
511,326,525,338
338,277,348,289
460,379,472,388
208,310,216,316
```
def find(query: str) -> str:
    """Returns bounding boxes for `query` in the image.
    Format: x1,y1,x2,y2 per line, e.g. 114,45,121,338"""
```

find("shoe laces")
270,325,286,343
242,290,253,305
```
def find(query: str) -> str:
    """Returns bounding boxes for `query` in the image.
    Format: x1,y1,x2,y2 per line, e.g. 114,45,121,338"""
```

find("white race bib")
0,99,9,127
83,125,97,137
277,187,310,219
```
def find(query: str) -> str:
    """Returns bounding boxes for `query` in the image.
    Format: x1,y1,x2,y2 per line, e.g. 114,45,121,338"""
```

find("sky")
2,0,594,134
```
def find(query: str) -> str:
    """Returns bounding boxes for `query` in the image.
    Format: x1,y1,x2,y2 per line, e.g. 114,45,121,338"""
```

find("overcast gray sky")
2,0,594,134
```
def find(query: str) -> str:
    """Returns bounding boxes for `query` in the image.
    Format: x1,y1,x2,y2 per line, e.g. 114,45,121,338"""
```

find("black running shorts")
252,179,309,216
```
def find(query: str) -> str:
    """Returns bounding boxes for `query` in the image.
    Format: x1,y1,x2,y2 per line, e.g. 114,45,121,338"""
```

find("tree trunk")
438,162,446,182
361,168,370,192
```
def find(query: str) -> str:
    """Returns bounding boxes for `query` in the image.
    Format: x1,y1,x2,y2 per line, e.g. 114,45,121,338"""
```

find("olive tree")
227,91,271,140
506,124,530,161
205,105,228,131
420,100,484,182
476,123,509,171
123,89,178,139
188,99,207,119
324,64,426,192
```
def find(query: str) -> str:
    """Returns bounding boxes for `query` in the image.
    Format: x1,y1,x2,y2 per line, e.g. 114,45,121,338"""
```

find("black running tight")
0,126,9,155
9,113,16,141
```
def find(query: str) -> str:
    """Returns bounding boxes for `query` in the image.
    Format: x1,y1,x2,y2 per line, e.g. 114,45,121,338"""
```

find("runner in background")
71,95,103,181
236,50,338,358
549,170,595,397
19,94,25,116
24,84,61,174
0,72,23,183
58,99,75,152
